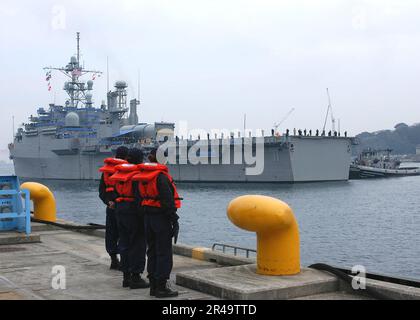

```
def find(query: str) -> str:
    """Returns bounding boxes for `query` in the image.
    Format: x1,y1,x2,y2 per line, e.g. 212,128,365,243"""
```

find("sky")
1,0,420,152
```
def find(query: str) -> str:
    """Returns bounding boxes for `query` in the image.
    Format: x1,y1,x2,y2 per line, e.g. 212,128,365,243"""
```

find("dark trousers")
144,212,173,281
105,207,119,256
115,203,146,274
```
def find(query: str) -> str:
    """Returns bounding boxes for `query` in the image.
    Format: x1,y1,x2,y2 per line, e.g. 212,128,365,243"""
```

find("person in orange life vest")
98,146,128,270
133,147,181,298
110,148,149,289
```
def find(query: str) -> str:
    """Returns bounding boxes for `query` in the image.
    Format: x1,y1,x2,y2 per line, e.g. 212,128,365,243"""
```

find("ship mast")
77,32,80,66
43,32,102,108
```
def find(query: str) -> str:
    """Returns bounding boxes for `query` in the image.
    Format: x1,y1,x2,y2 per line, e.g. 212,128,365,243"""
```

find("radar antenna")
43,32,103,108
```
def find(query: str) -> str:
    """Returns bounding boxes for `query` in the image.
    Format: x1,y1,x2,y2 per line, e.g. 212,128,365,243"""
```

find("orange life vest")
109,163,140,203
98,158,128,192
133,163,182,209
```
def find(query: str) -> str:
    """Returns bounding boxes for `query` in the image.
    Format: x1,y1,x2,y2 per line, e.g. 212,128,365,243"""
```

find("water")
1,162,419,280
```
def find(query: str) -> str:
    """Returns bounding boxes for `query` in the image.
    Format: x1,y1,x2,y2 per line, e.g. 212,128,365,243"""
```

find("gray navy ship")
9,33,353,182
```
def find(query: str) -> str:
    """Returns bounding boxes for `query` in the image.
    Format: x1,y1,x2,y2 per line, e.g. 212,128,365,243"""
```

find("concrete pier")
0,221,419,300
176,265,340,300
0,223,217,300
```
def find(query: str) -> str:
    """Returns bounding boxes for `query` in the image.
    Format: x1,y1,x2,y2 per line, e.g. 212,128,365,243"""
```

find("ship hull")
10,136,352,182
349,164,420,179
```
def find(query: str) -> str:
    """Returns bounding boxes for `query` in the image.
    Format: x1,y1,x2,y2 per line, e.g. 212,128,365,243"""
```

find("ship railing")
212,243,256,258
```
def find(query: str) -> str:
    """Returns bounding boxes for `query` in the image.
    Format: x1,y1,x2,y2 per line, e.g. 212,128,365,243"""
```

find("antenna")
12,115,15,140
243,113,246,136
106,56,109,93
137,69,140,103
43,32,102,109
76,32,80,65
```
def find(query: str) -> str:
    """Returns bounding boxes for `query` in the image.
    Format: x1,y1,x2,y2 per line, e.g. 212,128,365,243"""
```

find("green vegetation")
355,123,420,155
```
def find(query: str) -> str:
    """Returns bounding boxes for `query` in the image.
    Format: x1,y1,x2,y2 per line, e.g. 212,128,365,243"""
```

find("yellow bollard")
20,182,57,222
227,195,300,276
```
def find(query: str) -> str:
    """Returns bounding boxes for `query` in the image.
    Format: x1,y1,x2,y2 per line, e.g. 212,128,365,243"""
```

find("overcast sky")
1,0,420,151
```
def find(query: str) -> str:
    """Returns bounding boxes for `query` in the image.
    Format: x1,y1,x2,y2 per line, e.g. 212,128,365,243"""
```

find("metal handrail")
212,243,256,258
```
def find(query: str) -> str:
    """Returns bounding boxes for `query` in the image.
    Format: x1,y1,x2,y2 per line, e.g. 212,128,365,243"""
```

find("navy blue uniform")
99,173,119,256
143,174,178,281
115,181,146,274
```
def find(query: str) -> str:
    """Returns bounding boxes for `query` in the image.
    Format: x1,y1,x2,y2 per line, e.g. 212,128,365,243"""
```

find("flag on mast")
72,69,82,77
45,70,52,81
45,71,52,91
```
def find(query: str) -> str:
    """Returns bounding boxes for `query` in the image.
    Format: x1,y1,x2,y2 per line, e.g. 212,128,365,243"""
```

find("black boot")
110,254,120,270
122,272,131,288
130,273,150,289
149,276,156,296
155,280,178,298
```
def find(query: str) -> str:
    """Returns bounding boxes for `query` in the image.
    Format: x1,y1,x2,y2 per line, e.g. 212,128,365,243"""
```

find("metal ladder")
0,176,31,235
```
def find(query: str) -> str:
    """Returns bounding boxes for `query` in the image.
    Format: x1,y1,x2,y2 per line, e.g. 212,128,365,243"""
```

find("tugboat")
349,148,420,179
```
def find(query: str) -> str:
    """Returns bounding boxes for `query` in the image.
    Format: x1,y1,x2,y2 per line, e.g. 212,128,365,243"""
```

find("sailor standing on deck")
110,148,149,289
133,148,181,298
98,146,128,270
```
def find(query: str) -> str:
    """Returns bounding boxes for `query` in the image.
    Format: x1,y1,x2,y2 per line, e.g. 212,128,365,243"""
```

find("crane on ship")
273,107,295,136
323,88,336,134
